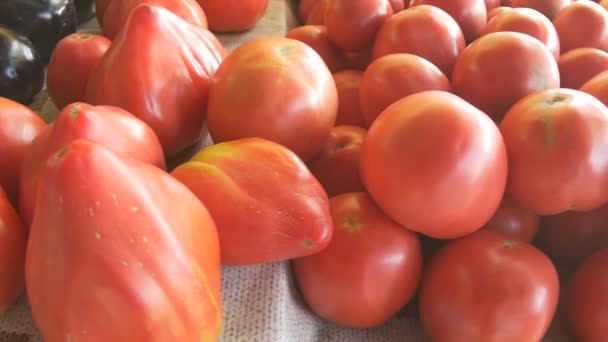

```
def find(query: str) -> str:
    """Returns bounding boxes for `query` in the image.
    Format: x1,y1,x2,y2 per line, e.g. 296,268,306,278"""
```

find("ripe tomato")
333,70,365,126
325,0,393,51
483,7,560,60
340,47,373,71
487,6,511,21
452,32,560,121
553,1,608,53
298,0,320,22
389,0,406,12
565,249,608,341
95,0,112,23
485,0,501,10
409,0,488,43
510,0,573,20
308,125,366,197
286,25,344,73
479,195,539,243
47,33,111,110
419,231,560,341
373,5,466,77
292,192,423,328
360,91,507,239
359,53,451,127
580,69,608,106
306,0,327,25
559,48,608,89
207,37,338,162
500,88,608,215
196,0,269,32
0,187,26,313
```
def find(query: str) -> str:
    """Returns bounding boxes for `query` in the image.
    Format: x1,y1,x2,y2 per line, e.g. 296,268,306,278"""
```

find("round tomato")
292,192,423,328
479,195,539,243
360,90,507,239
580,69,608,106
333,70,365,126
419,231,559,341
553,1,608,53
389,0,406,12
565,249,608,341
47,33,111,110
483,7,560,60
286,25,344,73
510,0,572,20
359,53,451,127
500,88,608,215
325,0,393,51
485,0,501,10
308,125,366,197
409,0,488,43
299,0,320,22
559,48,608,89
487,6,511,21
0,187,26,313
197,0,269,32
306,0,327,25
340,47,373,71
452,31,560,121
373,5,465,77
207,37,338,162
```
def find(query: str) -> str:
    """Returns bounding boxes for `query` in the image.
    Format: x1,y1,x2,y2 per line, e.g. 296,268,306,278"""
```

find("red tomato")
452,32,560,121
580,69,608,106
499,88,608,215
197,0,269,32
419,231,560,341
359,53,451,127
292,192,423,328
510,0,573,20
479,195,539,243
340,47,374,71
47,33,111,110
325,0,393,51
483,7,560,60
559,48,608,89
360,91,507,239
487,6,512,20
332,70,365,126
535,204,608,269
0,98,46,206
389,0,406,12
306,0,328,25
95,0,112,23
207,37,338,162
0,187,26,313
299,0,320,22
308,125,367,197
286,25,344,73
26,140,222,342
409,0,488,43
373,5,466,77
485,0,501,10
553,1,608,53
565,249,608,341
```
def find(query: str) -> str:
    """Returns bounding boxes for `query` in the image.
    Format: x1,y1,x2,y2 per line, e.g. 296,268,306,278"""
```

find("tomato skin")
452,31,560,122
373,5,465,77
47,33,111,110
360,91,507,239
483,7,560,60
499,88,608,215
553,1,608,53
332,70,365,127
292,192,423,328
565,249,608,341
580,69,608,106
171,138,333,265
308,126,366,197
510,0,573,20
0,187,26,313
286,25,344,73
479,195,539,243
419,231,560,342
485,0,501,10
305,0,328,25
207,37,337,162
299,0,320,22
559,48,608,89
389,0,406,12
26,140,222,342
95,0,112,23
340,47,373,71
359,53,451,127
0,97,46,206
409,0,488,43
487,6,511,21
197,0,269,32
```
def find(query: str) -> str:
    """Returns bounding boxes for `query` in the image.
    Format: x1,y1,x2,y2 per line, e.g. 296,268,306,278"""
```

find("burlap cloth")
2,1,571,341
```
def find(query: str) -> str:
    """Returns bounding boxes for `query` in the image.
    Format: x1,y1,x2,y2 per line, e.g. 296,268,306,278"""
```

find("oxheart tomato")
0,97,46,206
292,192,423,328
333,70,365,126
360,91,507,239
452,31,560,122
0,187,26,313
565,249,608,341
480,195,539,243
373,5,466,77
196,0,269,32
171,138,333,265
102,0,208,39
553,1,608,53
340,47,373,71
325,0,393,51
580,69,608,106
559,48,608,89
419,231,560,341
20,103,165,228
308,125,367,197
47,33,111,110
26,139,222,342
409,0,488,43
286,25,344,73
510,0,573,20
207,37,337,162
85,5,225,158
359,53,451,127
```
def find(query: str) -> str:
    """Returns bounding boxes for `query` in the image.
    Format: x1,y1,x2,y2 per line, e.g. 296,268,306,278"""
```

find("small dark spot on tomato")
302,239,313,248
76,34,91,40
69,105,81,119
345,216,362,232
502,240,518,248
279,45,295,59
55,146,70,160
333,144,347,152
545,95,567,105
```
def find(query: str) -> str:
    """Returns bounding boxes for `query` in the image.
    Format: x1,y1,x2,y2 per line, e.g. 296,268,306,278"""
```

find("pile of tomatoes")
1,0,608,341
